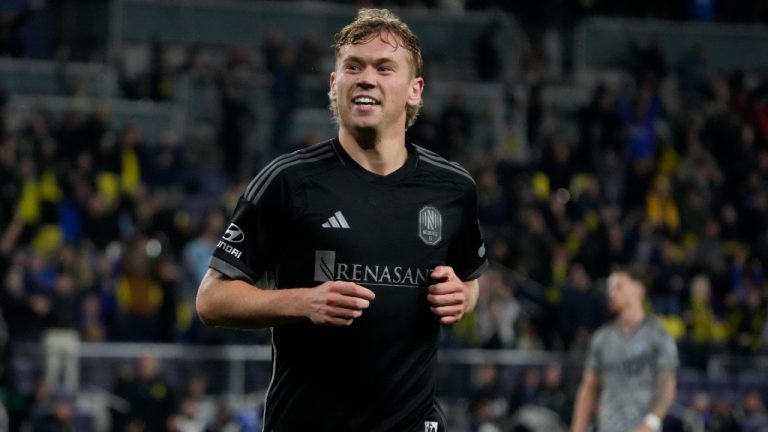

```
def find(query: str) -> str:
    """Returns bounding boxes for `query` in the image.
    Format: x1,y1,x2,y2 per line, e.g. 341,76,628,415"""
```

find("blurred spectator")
741,390,768,432
476,268,520,349
182,209,226,296
269,45,299,152
32,390,80,432
627,39,668,84
683,274,718,370
473,18,502,82
23,379,53,431
145,131,186,189
508,367,540,416
295,32,324,76
153,255,180,343
649,236,686,315
645,175,680,235
79,293,105,342
217,48,255,184
468,364,506,432
540,139,577,192
709,397,742,432
1,264,50,342
439,93,473,161
618,80,663,163
678,45,714,98
558,263,604,351
148,40,175,102
175,44,211,82
0,0,34,57
580,83,624,170
512,206,553,285
476,166,513,230
112,355,178,432
728,287,766,355
114,238,166,341
533,363,570,424
596,149,625,206
43,270,80,392
168,397,206,432
0,305,25,431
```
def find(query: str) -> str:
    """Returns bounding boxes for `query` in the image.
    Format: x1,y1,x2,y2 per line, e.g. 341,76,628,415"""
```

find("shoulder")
590,322,616,345
242,140,337,204
413,144,476,189
645,316,675,340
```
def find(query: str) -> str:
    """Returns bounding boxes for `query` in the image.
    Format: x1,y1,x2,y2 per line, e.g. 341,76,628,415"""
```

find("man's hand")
428,266,471,324
303,281,375,326
634,425,654,432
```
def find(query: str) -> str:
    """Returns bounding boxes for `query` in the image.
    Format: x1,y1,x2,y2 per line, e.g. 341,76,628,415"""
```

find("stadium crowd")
1,1,768,431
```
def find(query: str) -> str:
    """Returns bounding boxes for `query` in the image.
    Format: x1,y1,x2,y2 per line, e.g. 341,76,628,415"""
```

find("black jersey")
210,138,487,432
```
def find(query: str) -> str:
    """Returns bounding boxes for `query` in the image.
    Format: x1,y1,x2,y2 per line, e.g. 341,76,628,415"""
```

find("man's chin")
346,124,378,145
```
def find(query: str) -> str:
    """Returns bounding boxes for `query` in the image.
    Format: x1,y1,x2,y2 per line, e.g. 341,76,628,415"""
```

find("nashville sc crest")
418,206,442,246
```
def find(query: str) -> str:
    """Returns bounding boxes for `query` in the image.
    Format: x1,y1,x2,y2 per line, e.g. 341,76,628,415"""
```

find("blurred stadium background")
1,0,768,431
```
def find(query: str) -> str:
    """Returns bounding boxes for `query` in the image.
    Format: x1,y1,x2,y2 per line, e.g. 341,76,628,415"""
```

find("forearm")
650,371,677,418
571,372,598,432
196,268,308,329
463,279,479,313
571,387,596,432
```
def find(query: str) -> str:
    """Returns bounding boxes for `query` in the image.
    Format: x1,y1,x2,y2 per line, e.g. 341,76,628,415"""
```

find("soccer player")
571,267,678,432
196,8,487,432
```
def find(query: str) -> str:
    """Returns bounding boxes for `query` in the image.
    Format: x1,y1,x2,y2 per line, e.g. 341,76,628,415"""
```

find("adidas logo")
321,211,350,229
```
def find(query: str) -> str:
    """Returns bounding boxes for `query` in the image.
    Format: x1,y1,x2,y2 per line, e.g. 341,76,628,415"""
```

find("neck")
618,306,645,334
338,127,408,176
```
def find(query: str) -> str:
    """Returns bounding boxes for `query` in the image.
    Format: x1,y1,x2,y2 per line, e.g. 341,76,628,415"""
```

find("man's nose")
356,67,376,89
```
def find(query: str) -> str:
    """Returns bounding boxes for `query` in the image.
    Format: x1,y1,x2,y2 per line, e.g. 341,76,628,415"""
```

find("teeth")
353,97,378,105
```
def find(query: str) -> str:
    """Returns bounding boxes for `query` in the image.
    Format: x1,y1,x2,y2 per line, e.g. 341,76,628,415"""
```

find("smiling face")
329,31,423,138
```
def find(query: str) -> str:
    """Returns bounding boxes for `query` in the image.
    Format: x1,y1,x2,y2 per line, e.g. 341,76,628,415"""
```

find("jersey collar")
331,137,418,185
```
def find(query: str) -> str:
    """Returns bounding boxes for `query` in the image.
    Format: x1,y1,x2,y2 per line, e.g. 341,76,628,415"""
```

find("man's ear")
329,71,337,101
407,76,424,107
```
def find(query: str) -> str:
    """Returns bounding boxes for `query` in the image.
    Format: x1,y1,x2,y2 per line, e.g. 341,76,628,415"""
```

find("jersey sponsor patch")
222,223,245,243
425,421,438,432
313,249,433,287
418,206,442,245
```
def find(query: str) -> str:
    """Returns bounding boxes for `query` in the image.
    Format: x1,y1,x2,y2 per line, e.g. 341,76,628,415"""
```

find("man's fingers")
327,306,363,320
431,266,457,281
430,305,464,317
427,292,463,306
439,315,461,325
333,282,376,300
325,317,355,326
428,282,463,295
329,293,370,310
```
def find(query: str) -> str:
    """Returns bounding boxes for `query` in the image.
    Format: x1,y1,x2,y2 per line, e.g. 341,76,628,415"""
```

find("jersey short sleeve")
584,328,605,372
209,171,290,284
446,185,488,281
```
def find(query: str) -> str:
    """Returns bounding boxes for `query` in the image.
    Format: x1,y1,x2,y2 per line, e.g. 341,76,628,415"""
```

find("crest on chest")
419,206,442,246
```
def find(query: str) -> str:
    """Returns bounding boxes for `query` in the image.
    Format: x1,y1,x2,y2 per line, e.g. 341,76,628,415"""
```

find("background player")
571,267,678,432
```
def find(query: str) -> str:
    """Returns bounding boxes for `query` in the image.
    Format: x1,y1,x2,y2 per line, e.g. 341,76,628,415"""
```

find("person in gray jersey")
571,267,678,432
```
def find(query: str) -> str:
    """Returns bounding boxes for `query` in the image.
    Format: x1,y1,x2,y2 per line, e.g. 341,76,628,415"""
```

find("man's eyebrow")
342,55,397,65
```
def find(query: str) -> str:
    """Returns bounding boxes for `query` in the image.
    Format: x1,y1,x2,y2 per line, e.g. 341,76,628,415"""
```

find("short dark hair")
611,265,650,291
